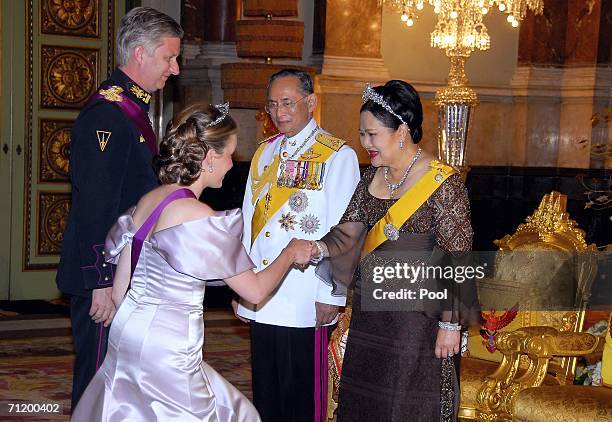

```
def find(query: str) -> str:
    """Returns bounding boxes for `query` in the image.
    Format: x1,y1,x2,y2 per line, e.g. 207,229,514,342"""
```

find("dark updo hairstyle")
360,80,423,144
153,102,238,185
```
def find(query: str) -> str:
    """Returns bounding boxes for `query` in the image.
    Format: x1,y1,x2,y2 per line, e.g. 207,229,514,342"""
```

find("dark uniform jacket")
57,69,159,297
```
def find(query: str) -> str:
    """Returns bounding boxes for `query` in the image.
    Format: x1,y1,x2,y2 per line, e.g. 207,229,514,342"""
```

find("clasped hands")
285,239,324,270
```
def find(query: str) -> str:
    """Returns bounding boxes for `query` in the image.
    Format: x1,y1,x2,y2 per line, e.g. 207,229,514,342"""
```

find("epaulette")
98,85,124,102
258,133,283,145
315,133,345,152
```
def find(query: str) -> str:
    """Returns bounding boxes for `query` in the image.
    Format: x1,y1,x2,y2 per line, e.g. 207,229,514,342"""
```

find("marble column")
557,0,604,169
591,0,611,169
511,0,607,169
317,0,390,162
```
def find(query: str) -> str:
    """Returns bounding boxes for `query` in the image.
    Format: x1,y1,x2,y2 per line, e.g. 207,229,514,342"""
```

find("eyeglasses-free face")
265,76,316,137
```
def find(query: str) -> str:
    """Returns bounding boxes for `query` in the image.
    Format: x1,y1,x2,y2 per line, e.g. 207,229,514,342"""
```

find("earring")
399,138,404,149
208,162,213,173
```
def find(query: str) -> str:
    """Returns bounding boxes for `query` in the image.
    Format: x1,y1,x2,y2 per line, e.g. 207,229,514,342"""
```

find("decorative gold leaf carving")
495,191,596,252
39,119,72,182
41,0,99,37
37,192,71,256
41,45,98,108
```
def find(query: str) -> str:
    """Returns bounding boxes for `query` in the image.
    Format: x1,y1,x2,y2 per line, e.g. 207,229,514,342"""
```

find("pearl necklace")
383,147,422,199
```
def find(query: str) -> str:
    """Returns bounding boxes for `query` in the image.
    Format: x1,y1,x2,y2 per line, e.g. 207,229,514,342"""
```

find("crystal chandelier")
382,0,543,173
383,1,543,53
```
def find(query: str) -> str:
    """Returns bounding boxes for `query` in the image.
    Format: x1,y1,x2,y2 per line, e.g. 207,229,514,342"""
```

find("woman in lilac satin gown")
71,103,313,421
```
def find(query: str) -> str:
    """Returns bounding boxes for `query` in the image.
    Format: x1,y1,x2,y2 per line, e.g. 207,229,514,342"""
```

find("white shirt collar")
280,119,319,156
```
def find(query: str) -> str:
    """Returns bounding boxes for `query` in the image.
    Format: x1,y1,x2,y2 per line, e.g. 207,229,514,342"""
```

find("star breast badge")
288,190,308,213
299,214,320,234
279,212,297,231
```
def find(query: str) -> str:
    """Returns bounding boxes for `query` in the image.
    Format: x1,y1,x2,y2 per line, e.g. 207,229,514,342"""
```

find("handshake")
285,239,327,269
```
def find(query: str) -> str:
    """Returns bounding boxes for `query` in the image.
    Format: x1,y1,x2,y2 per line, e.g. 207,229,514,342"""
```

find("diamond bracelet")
311,240,325,264
438,321,462,331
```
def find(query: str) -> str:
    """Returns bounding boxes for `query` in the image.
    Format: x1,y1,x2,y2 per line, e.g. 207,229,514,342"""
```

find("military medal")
276,126,319,188
279,212,297,231
299,214,320,234
383,223,400,241
285,160,298,188
299,148,321,160
307,162,325,190
288,190,308,213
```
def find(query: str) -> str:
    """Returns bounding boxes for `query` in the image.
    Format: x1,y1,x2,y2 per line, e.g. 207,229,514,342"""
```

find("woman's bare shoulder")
134,188,215,229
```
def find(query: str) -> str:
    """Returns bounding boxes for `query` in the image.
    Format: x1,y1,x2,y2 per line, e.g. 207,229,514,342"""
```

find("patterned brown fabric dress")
321,165,476,422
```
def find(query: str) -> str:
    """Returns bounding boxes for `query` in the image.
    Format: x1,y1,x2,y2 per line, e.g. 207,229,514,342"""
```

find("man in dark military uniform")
56,7,183,408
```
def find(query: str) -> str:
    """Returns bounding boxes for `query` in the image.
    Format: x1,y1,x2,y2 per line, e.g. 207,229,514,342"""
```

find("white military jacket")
237,119,360,327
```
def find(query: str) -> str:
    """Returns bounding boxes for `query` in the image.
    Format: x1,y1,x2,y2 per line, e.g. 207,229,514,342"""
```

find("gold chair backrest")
468,191,598,383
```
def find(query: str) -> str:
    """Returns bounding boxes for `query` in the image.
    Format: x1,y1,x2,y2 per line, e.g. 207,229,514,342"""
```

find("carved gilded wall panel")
40,45,98,109
16,0,121,276
39,119,72,183
41,0,100,37
36,191,71,256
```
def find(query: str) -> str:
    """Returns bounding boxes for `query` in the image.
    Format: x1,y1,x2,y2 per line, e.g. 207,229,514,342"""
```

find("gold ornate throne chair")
459,191,598,420
507,312,612,422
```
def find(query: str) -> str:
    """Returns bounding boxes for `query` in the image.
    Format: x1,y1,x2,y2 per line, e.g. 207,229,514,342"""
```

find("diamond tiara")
206,102,230,128
361,83,408,126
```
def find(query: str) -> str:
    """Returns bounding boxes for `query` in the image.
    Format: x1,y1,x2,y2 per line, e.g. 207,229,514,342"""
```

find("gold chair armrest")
521,329,600,358
475,328,599,421
510,329,599,390
475,329,532,419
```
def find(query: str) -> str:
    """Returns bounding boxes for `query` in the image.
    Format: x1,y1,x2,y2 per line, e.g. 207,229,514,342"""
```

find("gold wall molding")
38,119,73,183
41,0,100,38
40,45,99,108
36,191,71,256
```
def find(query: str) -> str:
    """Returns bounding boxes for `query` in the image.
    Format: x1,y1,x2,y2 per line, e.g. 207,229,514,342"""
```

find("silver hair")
116,7,183,67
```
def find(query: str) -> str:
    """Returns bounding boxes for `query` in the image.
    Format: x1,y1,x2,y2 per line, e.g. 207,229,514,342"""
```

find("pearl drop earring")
399,138,404,149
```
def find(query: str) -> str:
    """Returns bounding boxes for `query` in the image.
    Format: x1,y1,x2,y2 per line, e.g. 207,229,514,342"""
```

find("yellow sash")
251,140,338,245
361,160,457,258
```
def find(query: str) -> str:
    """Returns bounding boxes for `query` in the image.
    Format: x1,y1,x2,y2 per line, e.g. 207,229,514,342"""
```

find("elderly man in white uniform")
234,69,359,422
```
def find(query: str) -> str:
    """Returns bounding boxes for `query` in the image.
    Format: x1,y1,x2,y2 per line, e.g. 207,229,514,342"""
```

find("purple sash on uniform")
130,188,196,279
88,85,158,156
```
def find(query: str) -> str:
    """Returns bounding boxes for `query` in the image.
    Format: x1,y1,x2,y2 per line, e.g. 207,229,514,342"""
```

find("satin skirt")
71,292,260,422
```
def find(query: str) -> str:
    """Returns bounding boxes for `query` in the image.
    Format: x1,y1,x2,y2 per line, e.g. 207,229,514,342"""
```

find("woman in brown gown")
312,80,480,421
